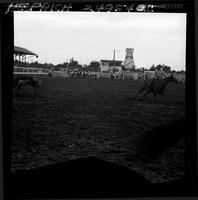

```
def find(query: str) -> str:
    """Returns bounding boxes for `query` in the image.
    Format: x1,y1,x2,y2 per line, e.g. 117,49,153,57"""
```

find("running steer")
13,76,41,96
135,74,178,100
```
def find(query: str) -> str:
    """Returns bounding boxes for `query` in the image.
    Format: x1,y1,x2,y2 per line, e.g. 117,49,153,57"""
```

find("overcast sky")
14,12,186,71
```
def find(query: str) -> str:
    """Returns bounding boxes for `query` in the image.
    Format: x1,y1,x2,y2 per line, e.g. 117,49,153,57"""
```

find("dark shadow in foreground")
136,119,186,162
9,156,192,199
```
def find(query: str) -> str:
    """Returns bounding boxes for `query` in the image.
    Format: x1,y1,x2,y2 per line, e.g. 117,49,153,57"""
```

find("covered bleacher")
14,46,50,77
14,46,38,63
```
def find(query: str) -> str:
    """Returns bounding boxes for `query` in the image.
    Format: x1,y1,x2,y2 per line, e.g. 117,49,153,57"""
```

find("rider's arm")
160,68,168,77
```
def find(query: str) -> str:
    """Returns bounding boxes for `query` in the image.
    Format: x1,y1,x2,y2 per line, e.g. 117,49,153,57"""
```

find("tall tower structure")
124,48,135,69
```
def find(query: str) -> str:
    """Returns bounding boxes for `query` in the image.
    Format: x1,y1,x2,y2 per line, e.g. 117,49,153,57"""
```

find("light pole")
113,49,121,61
113,49,115,61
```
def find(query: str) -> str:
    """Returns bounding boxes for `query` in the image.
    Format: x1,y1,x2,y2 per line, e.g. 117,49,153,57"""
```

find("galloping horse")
135,74,178,100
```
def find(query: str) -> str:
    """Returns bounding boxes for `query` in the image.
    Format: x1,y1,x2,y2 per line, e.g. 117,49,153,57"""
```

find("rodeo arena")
11,46,186,197
13,46,185,82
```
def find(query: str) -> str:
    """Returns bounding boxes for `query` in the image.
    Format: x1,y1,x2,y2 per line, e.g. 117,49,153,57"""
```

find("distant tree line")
14,58,101,72
14,59,185,73
148,64,185,73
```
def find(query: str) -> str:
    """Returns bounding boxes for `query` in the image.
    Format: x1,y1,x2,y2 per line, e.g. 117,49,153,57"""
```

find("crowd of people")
68,71,99,79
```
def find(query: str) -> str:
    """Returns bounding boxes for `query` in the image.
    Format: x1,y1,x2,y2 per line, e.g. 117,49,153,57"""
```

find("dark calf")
13,76,41,95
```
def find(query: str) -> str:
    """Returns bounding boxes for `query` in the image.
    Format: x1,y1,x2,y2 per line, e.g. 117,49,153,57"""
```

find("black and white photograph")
5,3,196,198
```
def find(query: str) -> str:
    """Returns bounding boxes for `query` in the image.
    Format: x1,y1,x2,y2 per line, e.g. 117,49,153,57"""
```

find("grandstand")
14,46,38,63
14,46,50,77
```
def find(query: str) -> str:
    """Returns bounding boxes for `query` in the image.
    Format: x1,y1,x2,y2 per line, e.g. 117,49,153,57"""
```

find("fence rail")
13,69,185,83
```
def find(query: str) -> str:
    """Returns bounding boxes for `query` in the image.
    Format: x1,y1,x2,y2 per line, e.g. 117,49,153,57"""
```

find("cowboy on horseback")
135,68,178,100
153,66,167,80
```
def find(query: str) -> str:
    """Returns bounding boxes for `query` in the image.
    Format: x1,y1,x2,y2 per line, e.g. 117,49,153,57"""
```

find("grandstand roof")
14,46,38,57
101,60,122,63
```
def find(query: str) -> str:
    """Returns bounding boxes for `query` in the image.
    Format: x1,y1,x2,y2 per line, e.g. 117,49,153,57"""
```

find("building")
143,71,155,79
124,48,135,69
100,60,122,73
13,46,49,78
175,72,185,83
167,72,186,83
14,46,38,63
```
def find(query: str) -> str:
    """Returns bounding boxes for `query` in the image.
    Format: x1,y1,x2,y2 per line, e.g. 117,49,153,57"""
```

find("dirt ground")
11,78,185,183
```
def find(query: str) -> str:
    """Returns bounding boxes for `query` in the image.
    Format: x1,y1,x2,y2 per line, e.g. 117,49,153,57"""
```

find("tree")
178,70,185,73
69,58,79,67
162,65,171,73
62,62,69,68
155,64,163,70
88,61,100,72
149,64,172,72
68,58,82,70
149,64,155,71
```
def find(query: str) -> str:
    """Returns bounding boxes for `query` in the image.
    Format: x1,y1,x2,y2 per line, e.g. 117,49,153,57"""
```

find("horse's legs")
153,93,157,101
134,88,145,99
161,92,166,101
17,84,22,95
143,90,151,98
33,87,38,96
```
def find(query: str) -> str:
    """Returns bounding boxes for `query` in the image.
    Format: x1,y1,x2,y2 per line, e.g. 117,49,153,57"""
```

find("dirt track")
11,78,185,183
